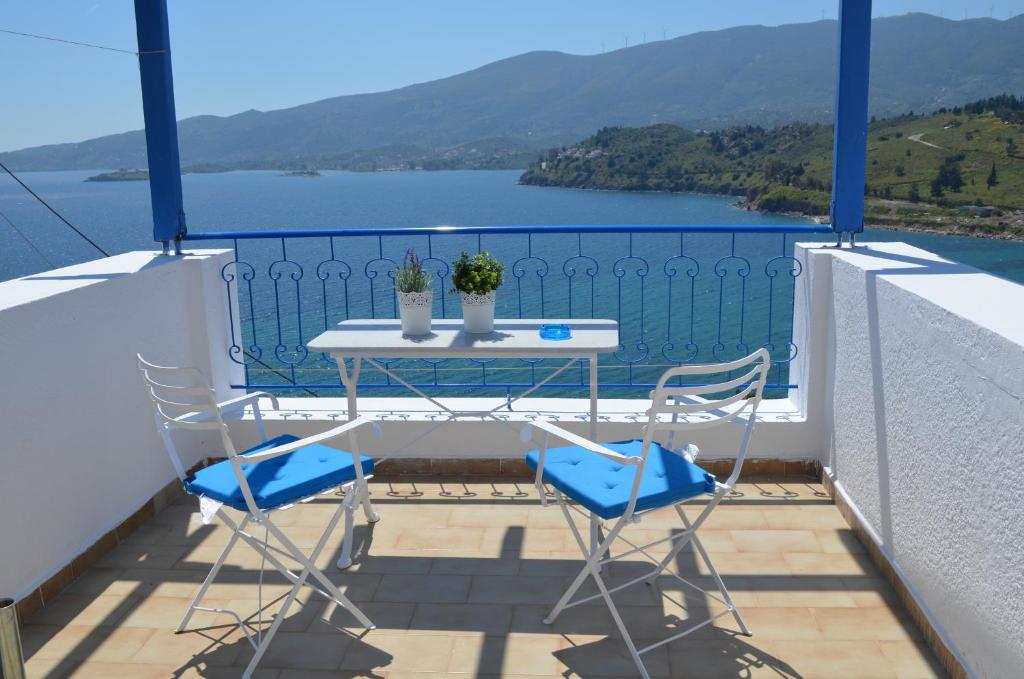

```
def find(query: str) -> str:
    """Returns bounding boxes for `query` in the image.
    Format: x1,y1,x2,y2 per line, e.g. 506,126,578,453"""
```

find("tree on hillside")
987,162,999,189
908,182,921,203
934,157,964,193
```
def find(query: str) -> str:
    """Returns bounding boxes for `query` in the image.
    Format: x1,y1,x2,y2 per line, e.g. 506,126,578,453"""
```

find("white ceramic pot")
398,290,433,335
460,291,496,333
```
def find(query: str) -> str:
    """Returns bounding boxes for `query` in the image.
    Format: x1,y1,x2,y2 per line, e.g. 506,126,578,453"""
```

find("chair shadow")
556,627,802,678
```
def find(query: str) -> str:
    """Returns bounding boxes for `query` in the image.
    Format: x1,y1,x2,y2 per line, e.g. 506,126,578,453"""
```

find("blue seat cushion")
525,439,715,520
184,434,373,511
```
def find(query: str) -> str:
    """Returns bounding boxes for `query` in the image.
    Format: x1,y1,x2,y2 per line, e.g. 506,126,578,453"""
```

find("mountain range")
3,12,1023,172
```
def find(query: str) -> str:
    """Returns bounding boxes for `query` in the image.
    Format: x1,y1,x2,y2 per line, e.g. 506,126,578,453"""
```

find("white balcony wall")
798,242,1024,679
0,250,239,600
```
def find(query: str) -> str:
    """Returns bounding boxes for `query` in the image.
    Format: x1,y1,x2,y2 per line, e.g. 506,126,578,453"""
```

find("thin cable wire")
0,161,109,256
0,206,56,268
243,350,318,397
0,28,163,55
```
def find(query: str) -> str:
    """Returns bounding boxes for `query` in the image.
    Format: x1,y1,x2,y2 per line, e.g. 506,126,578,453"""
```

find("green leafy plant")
450,251,504,295
396,249,431,294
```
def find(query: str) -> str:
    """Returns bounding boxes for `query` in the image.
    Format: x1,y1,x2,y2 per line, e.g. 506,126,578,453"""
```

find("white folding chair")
138,355,379,679
522,348,770,679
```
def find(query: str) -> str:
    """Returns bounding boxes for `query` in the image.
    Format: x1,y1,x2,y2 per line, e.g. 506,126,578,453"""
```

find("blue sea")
3,169,1023,397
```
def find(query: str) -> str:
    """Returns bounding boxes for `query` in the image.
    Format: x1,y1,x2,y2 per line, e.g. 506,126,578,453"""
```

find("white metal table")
307,319,619,438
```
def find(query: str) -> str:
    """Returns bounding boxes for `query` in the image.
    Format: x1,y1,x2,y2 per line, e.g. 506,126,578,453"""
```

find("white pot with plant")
451,251,505,334
396,249,433,336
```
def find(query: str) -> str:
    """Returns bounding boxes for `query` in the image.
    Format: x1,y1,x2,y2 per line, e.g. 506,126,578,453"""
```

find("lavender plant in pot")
396,249,432,335
451,251,504,334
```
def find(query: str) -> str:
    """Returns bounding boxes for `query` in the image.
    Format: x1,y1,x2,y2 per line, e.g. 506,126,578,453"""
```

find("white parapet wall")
797,241,1024,679
0,250,239,601
229,394,822,463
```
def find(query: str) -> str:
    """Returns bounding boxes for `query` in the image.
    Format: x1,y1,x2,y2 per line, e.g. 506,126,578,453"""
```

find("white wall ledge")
225,396,818,460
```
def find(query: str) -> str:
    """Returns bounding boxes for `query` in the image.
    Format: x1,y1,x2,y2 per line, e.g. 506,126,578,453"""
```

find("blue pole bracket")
134,0,187,250
830,0,873,240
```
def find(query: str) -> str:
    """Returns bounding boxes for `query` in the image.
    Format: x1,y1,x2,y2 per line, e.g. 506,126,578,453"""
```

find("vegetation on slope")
521,95,1024,238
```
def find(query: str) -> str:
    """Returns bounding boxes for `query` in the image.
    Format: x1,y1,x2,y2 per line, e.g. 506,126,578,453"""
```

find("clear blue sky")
2,0,1022,152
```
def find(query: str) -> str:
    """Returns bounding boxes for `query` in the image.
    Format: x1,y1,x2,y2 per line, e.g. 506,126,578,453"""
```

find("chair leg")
235,501,375,678
675,505,749,634
177,513,249,632
242,558,309,679
337,487,359,569
589,563,650,679
359,480,381,523
544,496,651,679
263,507,375,630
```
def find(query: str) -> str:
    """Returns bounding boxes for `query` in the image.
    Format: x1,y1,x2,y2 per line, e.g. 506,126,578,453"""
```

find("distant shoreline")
521,180,1024,243
85,169,148,182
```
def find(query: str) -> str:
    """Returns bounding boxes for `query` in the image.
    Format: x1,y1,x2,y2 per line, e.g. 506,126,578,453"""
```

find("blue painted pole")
134,0,186,251
830,0,873,241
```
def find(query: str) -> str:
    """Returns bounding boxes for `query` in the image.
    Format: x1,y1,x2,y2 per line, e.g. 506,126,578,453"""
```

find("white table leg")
337,356,361,421
589,354,598,441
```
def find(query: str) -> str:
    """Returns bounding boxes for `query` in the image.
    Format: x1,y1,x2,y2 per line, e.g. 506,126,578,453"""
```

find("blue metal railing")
183,223,831,397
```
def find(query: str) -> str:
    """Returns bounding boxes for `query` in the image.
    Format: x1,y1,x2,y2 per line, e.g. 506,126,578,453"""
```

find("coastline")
520,179,1024,243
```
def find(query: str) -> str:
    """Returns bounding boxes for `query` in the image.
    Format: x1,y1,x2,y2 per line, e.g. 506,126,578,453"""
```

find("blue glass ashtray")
540,324,572,341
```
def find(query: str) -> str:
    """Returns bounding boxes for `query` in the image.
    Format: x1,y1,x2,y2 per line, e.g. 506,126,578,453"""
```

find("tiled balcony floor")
22,478,945,678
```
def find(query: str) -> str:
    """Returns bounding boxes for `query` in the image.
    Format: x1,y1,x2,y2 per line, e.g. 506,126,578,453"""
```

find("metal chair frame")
138,355,378,679
524,349,770,679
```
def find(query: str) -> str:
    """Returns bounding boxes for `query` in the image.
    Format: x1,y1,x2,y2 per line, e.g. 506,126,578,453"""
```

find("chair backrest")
642,348,771,488
137,354,239,480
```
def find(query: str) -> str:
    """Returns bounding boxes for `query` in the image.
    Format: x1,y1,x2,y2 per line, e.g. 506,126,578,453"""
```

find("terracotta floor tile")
452,632,564,676
119,596,231,629
62,568,142,598
481,526,570,554
304,601,415,635
683,509,770,530
21,624,154,663
842,576,903,608
30,594,138,628
816,527,868,554
448,506,530,527
341,632,454,673
748,576,859,608
467,575,567,605
784,552,874,576
698,552,792,576
429,554,521,576
773,640,899,678
877,640,947,679
727,607,823,640
813,607,920,641
64,661,181,678
731,529,823,553
667,637,796,678
561,632,673,676
348,554,435,575
410,603,513,635
373,574,471,603
395,527,485,551
766,509,849,529
243,631,352,670
516,552,588,577
130,626,244,666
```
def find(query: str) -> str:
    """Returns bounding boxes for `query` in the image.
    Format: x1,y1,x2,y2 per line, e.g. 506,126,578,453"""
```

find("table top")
307,319,619,359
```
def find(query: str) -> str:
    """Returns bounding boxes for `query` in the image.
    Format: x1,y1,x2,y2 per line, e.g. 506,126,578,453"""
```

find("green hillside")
520,95,1024,238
